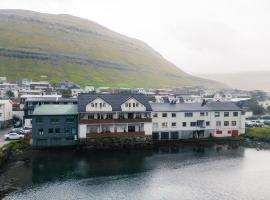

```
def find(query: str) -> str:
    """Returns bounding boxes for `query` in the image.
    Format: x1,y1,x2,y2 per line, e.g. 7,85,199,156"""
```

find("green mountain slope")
0,9,225,88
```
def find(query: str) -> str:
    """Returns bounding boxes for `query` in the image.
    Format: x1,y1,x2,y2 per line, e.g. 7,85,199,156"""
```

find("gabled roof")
150,101,242,112
78,94,152,112
33,104,78,115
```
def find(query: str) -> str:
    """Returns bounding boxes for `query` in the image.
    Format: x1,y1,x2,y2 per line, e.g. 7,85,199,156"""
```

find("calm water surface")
3,143,270,200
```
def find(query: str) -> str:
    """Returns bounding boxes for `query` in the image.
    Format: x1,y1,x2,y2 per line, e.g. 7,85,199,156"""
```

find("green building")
32,104,78,147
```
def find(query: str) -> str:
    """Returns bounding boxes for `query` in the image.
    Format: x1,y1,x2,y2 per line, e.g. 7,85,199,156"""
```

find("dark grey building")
32,104,78,147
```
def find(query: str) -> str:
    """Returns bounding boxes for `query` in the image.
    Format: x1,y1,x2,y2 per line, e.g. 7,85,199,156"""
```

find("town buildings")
23,96,77,128
0,99,13,128
32,104,78,147
77,94,153,139
151,101,245,140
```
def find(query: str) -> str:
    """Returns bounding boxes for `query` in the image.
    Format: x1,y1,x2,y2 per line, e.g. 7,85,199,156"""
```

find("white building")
0,83,19,98
0,100,13,128
151,102,245,140
78,94,152,139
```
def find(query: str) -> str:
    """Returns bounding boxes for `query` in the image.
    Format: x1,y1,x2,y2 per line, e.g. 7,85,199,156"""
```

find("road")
0,128,11,148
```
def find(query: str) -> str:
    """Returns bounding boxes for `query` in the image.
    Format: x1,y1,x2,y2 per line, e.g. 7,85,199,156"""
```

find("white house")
150,101,245,140
78,94,152,139
0,100,13,128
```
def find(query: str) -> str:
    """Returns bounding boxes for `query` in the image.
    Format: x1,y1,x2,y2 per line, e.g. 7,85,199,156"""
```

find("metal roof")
33,104,78,115
25,97,77,103
150,102,242,112
78,94,152,112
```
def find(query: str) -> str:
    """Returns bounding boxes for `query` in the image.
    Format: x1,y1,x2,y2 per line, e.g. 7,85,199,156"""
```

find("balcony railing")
86,131,145,139
80,118,152,124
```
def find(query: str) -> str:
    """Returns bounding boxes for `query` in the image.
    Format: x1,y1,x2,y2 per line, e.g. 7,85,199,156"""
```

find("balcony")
80,118,152,124
86,131,145,139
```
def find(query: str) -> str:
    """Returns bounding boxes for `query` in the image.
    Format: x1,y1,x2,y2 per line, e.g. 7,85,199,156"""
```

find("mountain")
198,71,270,92
0,9,225,88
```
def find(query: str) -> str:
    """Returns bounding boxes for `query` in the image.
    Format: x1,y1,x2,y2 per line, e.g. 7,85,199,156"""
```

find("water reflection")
31,142,244,184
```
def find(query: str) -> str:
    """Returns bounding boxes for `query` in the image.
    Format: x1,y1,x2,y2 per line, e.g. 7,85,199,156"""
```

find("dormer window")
91,103,94,107
133,103,135,107
125,103,128,107
136,103,139,107
129,103,131,107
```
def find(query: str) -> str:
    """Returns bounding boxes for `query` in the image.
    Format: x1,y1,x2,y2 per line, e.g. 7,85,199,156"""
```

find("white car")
4,132,24,140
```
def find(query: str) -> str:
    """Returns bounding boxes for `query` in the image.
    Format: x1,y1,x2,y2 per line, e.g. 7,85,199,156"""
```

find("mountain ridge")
0,9,225,88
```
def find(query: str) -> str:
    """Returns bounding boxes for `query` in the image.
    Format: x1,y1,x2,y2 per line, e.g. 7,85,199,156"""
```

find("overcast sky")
1,0,270,74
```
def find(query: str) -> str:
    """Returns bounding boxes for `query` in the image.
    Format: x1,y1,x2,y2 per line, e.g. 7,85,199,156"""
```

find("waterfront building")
151,101,245,140
23,97,77,128
32,104,78,147
0,99,13,128
78,94,152,139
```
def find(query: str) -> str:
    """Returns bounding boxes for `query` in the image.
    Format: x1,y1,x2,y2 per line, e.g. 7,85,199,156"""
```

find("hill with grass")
0,9,225,88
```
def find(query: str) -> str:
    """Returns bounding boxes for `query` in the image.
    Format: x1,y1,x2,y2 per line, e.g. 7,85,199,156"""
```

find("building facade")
23,97,77,128
32,104,78,147
0,100,13,128
78,94,152,139
151,102,245,140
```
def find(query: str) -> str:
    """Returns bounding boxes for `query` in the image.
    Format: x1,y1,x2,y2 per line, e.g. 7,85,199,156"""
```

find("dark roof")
78,94,152,112
150,102,242,112
25,97,77,103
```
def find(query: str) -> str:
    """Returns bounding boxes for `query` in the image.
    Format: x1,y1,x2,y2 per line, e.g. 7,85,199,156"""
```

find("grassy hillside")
0,9,225,88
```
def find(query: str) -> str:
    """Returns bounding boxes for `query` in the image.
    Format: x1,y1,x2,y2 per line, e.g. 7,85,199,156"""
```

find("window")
55,128,61,134
0,113,2,117
185,112,193,117
64,128,71,134
50,118,60,123
200,112,205,116
88,114,94,119
161,122,168,128
48,128,54,134
103,103,106,107
205,112,209,116
95,103,97,108
136,103,139,107
224,112,229,117
153,113,158,118
231,121,237,126
66,117,75,123
125,103,128,107
129,103,131,107
99,103,102,107
216,121,221,126
171,122,177,127
153,123,158,128
106,113,113,119
38,129,44,135
162,113,167,118
91,103,94,107
133,103,136,107
224,121,229,126
135,113,141,119
215,112,220,117
71,128,77,134
171,113,176,118
182,122,187,127
190,122,196,127
233,112,239,117
206,121,210,126
36,117,43,123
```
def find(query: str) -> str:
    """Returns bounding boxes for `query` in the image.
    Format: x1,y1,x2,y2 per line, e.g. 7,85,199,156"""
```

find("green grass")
245,128,270,140
0,10,226,88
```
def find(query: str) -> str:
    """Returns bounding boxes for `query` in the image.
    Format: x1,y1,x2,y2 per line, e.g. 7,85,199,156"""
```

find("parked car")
4,132,24,140
251,120,264,127
264,120,270,126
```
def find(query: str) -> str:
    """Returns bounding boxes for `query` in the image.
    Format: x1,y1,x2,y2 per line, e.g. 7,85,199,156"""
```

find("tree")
237,98,265,115
5,90,15,98
267,106,270,113
61,89,72,98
